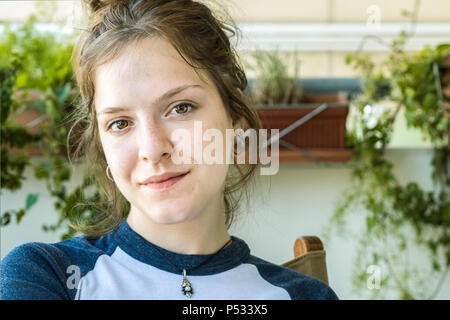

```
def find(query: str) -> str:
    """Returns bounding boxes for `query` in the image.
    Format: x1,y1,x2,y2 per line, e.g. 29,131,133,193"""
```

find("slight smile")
141,171,190,191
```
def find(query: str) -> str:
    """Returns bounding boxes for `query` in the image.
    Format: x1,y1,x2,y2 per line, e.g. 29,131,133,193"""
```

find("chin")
148,207,195,225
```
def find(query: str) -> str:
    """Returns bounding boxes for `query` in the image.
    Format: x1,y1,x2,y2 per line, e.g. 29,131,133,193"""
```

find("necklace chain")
151,238,233,298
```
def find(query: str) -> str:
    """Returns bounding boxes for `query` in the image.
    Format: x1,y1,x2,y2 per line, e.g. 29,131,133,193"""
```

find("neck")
126,206,231,255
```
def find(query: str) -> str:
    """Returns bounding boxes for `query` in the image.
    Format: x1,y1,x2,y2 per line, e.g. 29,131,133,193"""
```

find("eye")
170,103,195,115
108,119,130,132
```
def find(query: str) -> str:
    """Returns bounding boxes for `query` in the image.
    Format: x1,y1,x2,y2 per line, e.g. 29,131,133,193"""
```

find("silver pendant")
181,269,193,298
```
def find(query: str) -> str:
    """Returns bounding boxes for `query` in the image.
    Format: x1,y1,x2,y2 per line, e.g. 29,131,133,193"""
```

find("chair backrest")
281,236,329,284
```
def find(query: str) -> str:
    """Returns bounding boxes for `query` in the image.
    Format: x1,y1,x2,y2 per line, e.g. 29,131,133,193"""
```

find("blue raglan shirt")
1,219,339,300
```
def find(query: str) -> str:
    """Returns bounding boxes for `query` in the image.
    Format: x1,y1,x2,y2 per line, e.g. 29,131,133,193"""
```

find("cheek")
195,163,229,197
100,135,137,174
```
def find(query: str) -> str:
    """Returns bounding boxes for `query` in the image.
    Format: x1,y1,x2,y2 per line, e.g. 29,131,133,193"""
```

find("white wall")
230,148,450,300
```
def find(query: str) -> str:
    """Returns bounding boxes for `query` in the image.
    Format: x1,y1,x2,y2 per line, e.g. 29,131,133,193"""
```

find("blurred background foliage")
327,10,450,298
0,3,98,239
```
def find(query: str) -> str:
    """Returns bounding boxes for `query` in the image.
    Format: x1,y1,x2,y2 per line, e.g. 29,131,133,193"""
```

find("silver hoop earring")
235,132,246,152
106,166,114,181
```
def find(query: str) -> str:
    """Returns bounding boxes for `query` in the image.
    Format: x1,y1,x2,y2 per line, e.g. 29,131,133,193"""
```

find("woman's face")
94,36,235,226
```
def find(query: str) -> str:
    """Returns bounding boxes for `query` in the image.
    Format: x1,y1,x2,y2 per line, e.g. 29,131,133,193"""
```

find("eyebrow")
96,84,203,116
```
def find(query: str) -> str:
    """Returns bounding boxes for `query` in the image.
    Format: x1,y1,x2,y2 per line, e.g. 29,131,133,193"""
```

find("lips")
153,172,188,183
141,171,190,190
140,171,190,184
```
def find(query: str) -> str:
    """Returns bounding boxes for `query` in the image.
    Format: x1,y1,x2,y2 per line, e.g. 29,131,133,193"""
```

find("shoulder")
1,235,113,300
245,254,339,300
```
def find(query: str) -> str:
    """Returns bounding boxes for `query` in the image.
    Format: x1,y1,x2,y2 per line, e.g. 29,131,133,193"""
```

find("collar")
112,219,250,276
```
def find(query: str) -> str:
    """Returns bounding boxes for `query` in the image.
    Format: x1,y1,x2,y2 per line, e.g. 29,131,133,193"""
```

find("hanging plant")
326,12,450,299
0,58,42,225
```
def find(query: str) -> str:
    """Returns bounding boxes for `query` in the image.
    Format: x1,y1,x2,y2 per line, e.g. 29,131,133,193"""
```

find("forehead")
93,36,211,96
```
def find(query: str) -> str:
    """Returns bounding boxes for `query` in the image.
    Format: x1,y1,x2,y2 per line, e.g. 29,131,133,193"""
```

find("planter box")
256,92,349,149
255,92,352,163
7,107,44,156
6,107,69,157
257,103,348,149
6,89,73,157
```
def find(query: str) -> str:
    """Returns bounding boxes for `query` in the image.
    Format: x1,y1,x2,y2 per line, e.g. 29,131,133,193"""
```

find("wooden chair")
281,236,329,285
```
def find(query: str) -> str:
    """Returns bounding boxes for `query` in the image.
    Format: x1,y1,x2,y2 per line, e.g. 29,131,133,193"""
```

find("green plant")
0,58,42,225
0,8,105,240
326,5,450,299
245,50,303,105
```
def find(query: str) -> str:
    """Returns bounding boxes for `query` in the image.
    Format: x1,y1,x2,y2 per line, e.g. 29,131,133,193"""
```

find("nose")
138,123,173,163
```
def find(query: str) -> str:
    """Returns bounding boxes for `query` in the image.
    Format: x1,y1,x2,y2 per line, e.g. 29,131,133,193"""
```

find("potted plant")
245,50,352,163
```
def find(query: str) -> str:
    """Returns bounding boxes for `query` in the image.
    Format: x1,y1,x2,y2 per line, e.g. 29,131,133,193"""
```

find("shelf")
276,147,354,163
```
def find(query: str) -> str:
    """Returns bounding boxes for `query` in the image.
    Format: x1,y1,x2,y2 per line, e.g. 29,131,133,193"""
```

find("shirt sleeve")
1,242,71,300
295,277,339,300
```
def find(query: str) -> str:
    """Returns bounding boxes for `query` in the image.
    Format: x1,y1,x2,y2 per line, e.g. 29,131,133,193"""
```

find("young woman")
1,0,338,300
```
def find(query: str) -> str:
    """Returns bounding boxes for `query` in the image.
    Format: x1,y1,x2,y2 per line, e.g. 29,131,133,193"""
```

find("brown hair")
68,0,263,236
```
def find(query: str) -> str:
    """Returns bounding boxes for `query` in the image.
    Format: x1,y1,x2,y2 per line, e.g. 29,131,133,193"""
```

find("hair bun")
85,0,128,12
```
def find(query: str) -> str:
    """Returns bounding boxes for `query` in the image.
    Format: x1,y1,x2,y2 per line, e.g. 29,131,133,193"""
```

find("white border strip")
1,22,449,52
235,23,450,52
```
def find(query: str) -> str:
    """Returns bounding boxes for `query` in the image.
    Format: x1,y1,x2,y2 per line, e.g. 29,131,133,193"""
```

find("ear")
231,88,251,131
232,115,249,132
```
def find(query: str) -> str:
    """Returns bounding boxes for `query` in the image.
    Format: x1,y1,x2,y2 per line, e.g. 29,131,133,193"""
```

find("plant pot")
255,92,351,163
299,92,347,104
6,89,74,157
7,107,44,156
257,103,348,148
